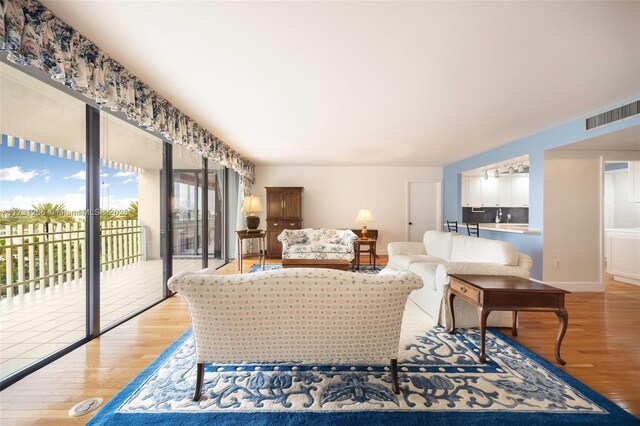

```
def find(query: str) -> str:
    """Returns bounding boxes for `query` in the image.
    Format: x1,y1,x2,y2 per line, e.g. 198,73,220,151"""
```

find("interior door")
408,181,442,242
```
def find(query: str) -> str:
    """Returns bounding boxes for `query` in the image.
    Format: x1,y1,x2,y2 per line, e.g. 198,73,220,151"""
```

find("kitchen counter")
477,223,540,234
447,223,540,234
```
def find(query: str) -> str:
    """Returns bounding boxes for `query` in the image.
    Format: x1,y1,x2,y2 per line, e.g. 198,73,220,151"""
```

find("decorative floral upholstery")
167,268,423,364
278,228,358,261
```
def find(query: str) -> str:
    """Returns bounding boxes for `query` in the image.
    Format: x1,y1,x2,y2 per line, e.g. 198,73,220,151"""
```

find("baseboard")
530,278,604,292
613,275,640,286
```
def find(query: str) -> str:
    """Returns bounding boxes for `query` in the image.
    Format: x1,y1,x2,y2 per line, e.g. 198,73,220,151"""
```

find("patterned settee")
277,228,359,261
168,267,423,400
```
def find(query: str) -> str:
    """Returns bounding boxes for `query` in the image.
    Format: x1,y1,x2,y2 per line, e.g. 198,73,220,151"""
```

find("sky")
0,138,138,213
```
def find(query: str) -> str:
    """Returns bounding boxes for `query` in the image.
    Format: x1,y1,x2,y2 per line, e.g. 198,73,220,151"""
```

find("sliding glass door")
98,112,165,330
0,62,87,382
0,59,230,388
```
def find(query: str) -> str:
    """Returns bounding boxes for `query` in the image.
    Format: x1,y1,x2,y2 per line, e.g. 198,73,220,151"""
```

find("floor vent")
585,99,639,131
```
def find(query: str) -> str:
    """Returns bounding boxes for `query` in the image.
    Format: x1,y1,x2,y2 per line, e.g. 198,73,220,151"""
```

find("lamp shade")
240,195,264,214
355,209,374,223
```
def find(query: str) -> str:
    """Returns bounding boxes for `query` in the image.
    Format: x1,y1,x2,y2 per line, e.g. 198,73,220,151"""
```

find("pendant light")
493,169,500,178
508,164,514,175
517,163,525,173
483,169,489,180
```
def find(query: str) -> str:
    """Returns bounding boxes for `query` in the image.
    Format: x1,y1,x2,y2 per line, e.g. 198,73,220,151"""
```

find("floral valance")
0,0,255,186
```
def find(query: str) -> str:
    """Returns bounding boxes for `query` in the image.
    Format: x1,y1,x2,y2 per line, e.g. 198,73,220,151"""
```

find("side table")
354,238,377,269
446,274,570,365
236,230,266,273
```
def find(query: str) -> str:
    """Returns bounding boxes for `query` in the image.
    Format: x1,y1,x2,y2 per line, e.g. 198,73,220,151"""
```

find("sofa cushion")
408,262,439,291
449,235,518,266
387,254,447,271
287,244,351,254
423,231,453,261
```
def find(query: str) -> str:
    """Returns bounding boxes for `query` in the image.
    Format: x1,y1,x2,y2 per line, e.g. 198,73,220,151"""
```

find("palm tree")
0,208,30,226
30,203,75,239
100,209,121,222
121,201,138,220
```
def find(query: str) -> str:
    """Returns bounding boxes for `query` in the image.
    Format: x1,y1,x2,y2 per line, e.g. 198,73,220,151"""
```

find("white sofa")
168,267,422,400
277,228,358,261
383,230,533,328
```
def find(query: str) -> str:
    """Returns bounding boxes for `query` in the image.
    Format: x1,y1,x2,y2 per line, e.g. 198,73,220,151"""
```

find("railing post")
141,225,147,261
38,223,45,290
27,224,35,294
16,224,24,296
4,225,13,299
73,222,80,282
65,223,72,284
47,223,54,288
56,223,63,285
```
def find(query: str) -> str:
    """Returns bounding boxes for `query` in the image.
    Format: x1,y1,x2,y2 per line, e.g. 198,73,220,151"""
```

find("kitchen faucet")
495,208,502,224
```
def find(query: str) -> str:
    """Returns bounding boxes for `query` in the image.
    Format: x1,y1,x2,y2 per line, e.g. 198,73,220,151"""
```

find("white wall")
543,150,640,291
253,166,442,254
611,170,640,228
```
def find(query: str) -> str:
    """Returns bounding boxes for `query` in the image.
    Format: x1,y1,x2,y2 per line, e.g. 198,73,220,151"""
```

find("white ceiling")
41,1,640,167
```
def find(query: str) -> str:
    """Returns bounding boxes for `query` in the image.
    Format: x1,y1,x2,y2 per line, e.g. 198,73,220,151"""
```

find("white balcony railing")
0,220,145,300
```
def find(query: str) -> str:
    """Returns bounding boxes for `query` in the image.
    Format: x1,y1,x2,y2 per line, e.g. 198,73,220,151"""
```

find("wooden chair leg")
193,362,204,401
390,358,400,394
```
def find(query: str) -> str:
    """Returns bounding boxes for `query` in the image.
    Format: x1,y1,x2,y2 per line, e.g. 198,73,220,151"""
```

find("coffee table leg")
555,309,569,366
512,311,518,337
478,306,490,363
447,288,456,334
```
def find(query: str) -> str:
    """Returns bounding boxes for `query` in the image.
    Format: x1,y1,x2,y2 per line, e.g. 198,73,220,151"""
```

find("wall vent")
585,100,639,131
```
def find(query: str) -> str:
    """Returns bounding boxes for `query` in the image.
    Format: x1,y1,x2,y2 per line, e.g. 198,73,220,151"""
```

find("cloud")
44,176,51,183
57,193,86,211
114,171,136,177
0,195,47,210
120,178,137,185
65,170,86,180
0,166,38,182
79,185,86,192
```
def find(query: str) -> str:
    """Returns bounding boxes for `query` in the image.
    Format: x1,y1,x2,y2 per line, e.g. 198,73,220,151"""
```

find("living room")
1,0,639,424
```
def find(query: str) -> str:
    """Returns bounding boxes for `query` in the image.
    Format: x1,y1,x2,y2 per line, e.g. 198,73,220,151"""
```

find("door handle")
409,222,413,225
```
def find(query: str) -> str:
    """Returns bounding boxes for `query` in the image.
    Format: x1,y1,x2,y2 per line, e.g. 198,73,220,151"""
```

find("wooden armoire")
265,187,304,258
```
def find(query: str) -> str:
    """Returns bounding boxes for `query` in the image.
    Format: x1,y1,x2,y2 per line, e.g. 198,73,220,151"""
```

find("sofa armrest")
277,230,290,251
517,253,533,272
168,267,219,292
387,242,427,256
342,230,358,246
435,262,530,291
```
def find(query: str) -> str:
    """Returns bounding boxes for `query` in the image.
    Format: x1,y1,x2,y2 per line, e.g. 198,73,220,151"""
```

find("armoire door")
282,191,301,218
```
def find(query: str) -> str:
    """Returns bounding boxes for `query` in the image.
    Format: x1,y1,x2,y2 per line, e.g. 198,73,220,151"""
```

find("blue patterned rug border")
88,327,638,425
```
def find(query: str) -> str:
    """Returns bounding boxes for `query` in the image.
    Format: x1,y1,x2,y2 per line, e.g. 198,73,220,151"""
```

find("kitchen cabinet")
468,177,484,206
461,175,529,207
510,176,529,207
481,177,499,207
498,178,511,207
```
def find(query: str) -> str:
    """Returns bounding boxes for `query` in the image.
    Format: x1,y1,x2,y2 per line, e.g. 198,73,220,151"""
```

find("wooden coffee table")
282,259,351,271
447,274,570,365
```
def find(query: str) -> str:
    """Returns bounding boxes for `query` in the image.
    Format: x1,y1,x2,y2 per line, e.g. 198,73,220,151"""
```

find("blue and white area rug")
88,321,637,424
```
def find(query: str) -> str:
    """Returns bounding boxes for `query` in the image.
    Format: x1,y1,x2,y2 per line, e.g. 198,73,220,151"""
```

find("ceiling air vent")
585,100,639,131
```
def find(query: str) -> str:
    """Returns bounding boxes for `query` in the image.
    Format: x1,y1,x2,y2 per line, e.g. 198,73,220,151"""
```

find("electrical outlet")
554,260,560,269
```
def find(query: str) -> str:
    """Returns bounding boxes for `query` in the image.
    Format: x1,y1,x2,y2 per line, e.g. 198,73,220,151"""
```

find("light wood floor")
0,256,638,425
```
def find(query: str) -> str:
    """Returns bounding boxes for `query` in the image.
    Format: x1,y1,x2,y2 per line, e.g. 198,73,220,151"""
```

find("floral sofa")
277,228,359,261
168,267,422,399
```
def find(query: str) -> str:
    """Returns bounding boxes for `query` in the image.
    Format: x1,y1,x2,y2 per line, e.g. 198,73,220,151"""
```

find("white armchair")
168,267,422,400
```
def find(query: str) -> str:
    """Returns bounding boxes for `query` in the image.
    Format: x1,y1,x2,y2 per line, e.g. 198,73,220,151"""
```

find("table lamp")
355,208,374,239
240,195,264,230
